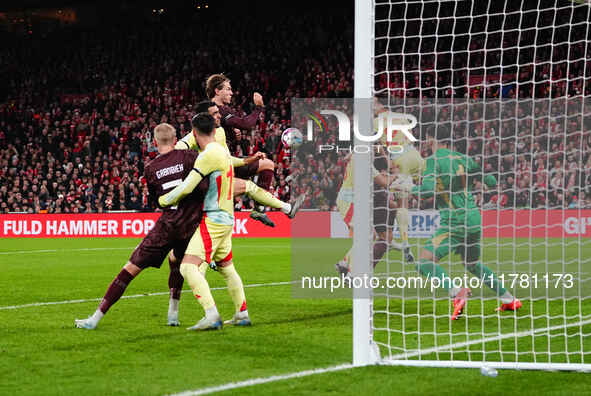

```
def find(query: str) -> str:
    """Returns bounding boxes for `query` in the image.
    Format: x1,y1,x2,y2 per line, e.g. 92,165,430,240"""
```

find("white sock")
90,309,104,323
238,309,249,318
168,298,179,314
205,306,219,320
500,291,514,304
281,203,291,214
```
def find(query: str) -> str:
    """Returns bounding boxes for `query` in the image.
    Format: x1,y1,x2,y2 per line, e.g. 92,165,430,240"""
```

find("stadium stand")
1,6,591,213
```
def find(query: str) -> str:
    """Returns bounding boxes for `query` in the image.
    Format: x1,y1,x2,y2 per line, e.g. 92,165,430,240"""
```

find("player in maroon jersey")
206,73,278,227
75,123,209,329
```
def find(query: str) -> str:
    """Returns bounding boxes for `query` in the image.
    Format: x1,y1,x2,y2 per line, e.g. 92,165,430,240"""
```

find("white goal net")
354,0,591,370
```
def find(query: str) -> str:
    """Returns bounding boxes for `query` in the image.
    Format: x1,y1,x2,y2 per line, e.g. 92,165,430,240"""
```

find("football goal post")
353,0,591,371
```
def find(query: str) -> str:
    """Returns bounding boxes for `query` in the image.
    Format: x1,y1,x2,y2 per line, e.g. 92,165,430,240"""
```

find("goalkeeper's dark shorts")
234,161,259,179
129,217,195,269
373,188,396,234
423,225,482,262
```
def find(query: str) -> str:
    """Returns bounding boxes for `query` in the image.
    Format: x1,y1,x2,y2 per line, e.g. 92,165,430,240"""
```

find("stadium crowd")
0,12,352,214
1,5,591,214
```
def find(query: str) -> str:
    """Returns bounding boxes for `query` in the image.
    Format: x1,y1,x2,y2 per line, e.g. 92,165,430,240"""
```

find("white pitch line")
0,247,136,255
168,364,355,396
0,281,295,311
170,317,591,396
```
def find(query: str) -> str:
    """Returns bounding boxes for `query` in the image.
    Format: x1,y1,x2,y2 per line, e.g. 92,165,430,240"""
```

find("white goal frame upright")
353,0,377,367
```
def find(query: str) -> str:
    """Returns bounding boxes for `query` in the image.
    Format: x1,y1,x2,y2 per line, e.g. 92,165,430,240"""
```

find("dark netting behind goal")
370,0,591,370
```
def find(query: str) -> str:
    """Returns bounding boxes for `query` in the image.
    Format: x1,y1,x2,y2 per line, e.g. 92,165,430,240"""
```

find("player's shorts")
234,161,259,179
373,187,396,234
186,217,233,264
390,145,425,178
423,224,481,262
129,217,192,269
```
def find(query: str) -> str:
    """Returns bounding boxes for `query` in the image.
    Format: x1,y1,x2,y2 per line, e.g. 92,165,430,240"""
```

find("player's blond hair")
153,123,176,146
206,73,230,99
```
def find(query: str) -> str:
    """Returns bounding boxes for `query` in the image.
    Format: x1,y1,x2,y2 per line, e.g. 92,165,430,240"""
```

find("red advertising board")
0,212,291,238
1,210,590,239
482,210,591,238
292,211,331,238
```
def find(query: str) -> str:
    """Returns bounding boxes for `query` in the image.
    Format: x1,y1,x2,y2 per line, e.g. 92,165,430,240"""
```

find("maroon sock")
256,169,274,191
98,268,134,314
373,241,388,268
168,257,184,300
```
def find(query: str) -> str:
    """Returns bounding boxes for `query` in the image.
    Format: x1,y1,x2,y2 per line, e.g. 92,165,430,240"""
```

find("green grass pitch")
1,237,591,395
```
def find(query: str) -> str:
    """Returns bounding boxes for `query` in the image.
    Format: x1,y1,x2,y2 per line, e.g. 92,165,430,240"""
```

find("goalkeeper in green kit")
392,125,522,320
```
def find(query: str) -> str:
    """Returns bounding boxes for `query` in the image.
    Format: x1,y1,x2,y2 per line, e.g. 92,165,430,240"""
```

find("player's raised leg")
235,178,305,219
250,158,277,227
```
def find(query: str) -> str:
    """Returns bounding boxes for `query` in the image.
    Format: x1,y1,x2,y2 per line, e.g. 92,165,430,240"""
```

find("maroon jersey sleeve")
219,104,264,155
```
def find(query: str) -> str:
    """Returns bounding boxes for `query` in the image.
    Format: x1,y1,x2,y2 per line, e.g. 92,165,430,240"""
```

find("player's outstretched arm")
224,111,262,129
231,156,246,167
231,152,265,168
222,94,264,130
175,133,196,151
158,168,203,207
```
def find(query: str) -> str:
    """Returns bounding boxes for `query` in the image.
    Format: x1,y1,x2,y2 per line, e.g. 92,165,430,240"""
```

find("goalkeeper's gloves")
390,175,414,193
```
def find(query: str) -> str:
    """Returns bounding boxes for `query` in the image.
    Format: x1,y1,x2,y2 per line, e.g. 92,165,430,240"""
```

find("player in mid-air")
392,125,522,320
75,123,209,329
177,100,305,220
158,113,243,330
206,73,278,228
